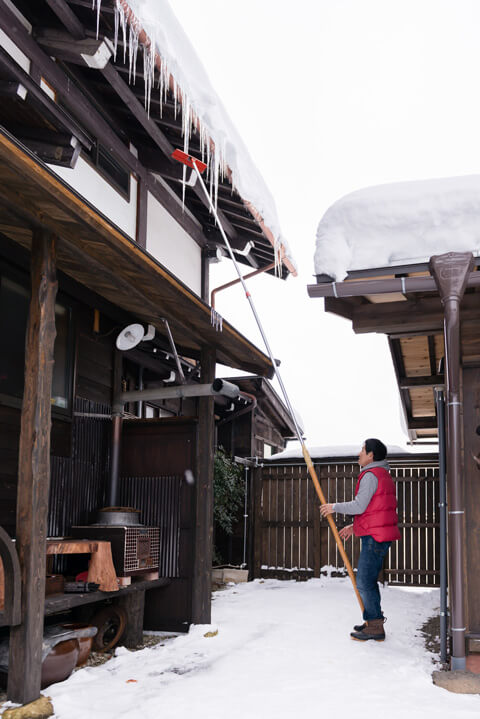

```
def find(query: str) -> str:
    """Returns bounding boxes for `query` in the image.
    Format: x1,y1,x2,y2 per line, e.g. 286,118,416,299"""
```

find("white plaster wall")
48,156,137,239
146,191,202,296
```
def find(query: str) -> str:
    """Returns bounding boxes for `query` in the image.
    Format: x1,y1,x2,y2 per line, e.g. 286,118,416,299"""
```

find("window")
0,272,74,414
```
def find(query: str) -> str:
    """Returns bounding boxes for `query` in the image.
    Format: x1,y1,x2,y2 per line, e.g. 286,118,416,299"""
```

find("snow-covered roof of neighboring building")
267,444,416,461
110,0,296,274
314,175,480,281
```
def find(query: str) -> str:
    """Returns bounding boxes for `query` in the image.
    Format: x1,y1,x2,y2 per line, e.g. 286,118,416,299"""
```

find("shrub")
213,447,244,565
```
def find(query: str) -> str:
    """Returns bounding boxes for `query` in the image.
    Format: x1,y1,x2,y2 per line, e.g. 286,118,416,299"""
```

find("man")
320,438,400,641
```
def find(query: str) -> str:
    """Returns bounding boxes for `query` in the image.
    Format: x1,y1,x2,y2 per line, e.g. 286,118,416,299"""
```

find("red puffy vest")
353,466,401,542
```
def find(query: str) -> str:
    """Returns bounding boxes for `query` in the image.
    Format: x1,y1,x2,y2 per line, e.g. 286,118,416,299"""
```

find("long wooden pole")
301,447,364,611
184,156,364,613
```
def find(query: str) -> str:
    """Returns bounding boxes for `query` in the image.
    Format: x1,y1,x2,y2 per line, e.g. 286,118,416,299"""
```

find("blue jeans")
356,535,391,621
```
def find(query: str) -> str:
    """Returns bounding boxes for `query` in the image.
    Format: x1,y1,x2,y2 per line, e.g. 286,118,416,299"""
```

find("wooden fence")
254,459,440,586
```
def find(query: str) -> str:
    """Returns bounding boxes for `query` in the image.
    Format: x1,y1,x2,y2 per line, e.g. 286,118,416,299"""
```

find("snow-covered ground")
37,577,479,718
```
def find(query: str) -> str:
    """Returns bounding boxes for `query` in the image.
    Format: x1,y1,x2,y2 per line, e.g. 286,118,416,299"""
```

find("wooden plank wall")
257,461,440,586
0,303,115,540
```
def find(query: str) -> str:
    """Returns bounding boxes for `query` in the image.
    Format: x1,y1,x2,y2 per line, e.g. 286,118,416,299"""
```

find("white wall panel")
48,156,137,239
146,192,202,296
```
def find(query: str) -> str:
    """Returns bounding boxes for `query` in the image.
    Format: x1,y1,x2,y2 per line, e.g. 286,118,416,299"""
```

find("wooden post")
8,230,58,704
191,346,215,623
251,465,263,579
116,590,145,648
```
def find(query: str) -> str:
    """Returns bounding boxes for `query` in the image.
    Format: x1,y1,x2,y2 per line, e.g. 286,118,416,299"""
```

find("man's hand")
320,503,334,517
339,524,354,540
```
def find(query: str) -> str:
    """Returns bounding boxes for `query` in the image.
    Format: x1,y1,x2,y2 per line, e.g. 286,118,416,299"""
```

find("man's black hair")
365,438,387,461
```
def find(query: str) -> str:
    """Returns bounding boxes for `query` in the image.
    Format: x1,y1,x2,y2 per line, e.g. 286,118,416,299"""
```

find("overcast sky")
170,0,480,450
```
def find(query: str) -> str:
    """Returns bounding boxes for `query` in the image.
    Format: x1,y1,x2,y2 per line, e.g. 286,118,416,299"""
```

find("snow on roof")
105,0,296,274
267,444,412,461
314,175,480,281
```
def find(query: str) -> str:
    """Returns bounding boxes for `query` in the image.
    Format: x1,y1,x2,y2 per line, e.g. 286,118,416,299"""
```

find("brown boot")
350,617,386,641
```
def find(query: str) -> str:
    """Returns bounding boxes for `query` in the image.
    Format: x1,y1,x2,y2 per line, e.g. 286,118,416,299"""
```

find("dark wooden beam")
0,80,27,100
135,176,147,248
7,229,58,704
67,0,114,12
35,28,112,68
0,45,92,149
136,145,239,241
201,248,210,303
14,127,81,168
407,417,437,430
427,335,437,376
100,63,174,157
399,375,445,389
192,345,215,623
45,0,86,40
389,337,413,424
353,293,480,334
353,297,444,334
0,3,206,244
324,296,354,321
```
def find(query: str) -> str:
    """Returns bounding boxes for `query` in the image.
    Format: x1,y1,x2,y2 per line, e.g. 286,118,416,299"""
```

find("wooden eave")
5,0,294,279
309,266,480,440
222,376,298,437
0,128,274,377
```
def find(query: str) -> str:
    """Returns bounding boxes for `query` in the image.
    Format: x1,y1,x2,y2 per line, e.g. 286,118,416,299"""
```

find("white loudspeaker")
116,323,156,350
116,323,145,351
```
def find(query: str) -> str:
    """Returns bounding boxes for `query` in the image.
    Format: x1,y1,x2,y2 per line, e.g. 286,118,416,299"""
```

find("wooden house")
0,0,295,705
308,176,480,670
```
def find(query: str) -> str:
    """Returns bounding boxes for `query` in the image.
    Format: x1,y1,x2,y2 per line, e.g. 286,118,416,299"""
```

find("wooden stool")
46,539,118,592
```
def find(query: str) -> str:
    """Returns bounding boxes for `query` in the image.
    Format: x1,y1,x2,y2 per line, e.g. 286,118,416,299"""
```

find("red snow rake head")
171,149,207,174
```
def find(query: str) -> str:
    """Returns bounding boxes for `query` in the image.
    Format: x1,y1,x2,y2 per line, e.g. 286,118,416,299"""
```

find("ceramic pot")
41,639,79,688
60,623,94,666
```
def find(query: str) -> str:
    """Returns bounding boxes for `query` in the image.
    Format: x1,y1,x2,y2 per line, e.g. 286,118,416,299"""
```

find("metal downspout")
435,387,448,665
430,251,475,671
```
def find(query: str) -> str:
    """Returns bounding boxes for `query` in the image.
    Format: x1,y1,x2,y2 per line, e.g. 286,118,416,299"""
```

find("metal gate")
257,459,440,586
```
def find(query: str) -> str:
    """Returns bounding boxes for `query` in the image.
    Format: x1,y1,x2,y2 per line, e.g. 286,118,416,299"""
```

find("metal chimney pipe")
430,251,474,671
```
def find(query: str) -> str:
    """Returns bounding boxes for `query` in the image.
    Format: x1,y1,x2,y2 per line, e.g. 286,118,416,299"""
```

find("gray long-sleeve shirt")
332,460,390,516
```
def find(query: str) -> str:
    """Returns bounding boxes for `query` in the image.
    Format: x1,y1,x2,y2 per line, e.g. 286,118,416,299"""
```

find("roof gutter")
307,271,480,299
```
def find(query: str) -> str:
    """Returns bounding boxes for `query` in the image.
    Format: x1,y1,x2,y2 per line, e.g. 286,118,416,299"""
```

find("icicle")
211,308,223,332
143,43,155,116
273,237,282,277
181,95,191,209
92,0,101,39
113,1,119,60
159,67,164,119
128,23,139,85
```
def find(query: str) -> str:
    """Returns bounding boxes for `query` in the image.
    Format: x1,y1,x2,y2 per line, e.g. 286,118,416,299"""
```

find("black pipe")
109,414,123,507
430,251,474,671
435,387,448,665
